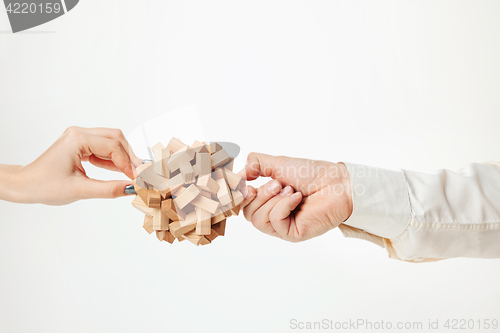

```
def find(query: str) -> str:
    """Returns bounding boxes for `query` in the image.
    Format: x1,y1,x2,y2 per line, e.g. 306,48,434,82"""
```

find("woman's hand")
1,127,142,205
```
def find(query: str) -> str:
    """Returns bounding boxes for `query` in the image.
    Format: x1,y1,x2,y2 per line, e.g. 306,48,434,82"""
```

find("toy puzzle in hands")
131,138,244,246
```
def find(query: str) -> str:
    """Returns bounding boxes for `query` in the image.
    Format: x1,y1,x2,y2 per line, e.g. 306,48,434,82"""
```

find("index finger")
238,152,287,181
68,127,143,167
81,134,135,180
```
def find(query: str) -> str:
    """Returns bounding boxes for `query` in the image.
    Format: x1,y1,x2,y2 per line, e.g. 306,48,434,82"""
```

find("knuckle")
107,184,122,198
63,126,78,136
268,211,278,224
112,128,125,139
63,126,82,141
109,139,123,151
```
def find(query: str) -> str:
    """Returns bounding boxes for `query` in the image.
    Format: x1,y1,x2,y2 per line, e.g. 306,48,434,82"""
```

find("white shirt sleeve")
338,161,500,262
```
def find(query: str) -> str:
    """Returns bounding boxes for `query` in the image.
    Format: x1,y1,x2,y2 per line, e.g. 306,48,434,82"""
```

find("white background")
1,1,500,332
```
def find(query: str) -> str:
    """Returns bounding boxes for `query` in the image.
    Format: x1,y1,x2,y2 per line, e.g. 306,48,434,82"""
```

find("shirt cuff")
340,162,412,239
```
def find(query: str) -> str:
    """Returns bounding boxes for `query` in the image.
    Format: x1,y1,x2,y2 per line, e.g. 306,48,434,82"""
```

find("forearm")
0,164,25,203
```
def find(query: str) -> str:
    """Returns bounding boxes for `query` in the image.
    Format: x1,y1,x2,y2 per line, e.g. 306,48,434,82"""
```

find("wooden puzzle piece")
161,198,186,221
173,184,200,210
213,220,226,236
196,174,220,194
167,146,196,171
147,190,161,208
191,194,219,214
196,208,211,235
211,149,231,168
224,168,242,190
181,230,203,245
132,196,154,217
195,151,211,176
143,215,154,234
216,177,233,206
166,137,187,153
179,161,195,184
153,208,170,231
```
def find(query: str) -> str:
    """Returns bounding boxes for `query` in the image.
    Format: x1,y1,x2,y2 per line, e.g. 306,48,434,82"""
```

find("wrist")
0,164,26,203
338,162,353,221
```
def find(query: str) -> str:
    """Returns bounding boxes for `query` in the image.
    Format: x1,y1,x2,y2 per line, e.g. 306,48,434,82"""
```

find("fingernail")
124,184,135,195
267,180,281,193
242,186,251,198
291,192,301,198
280,185,293,196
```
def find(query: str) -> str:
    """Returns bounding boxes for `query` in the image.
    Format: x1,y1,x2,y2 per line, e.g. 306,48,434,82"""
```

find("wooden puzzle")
131,138,244,246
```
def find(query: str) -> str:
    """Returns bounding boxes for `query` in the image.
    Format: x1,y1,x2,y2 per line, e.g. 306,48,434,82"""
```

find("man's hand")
239,153,353,242
5,127,142,205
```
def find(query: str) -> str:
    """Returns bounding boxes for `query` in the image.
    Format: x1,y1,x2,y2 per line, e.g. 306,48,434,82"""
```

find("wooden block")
224,168,242,190
167,147,196,171
196,174,220,194
191,195,219,214
151,142,165,175
225,159,234,171
205,228,219,242
135,161,153,175
138,169,169,193
211,208,226,224
199,145,210,153
166,137,187,153
143,215,154,234
211,149,231,168
190,140,205,153
167,173,185,195
181,230,203,245
156,230,167,241
195,152,211,176
231,190,244,206
213,220,226,236
179,161,195,184
163,230,175,244
169,219,197,238
199,190,213,198
161,148,171,178
216,178,233,206
173,184,200,210
132,196,154,217
196,208,212,235
150,143,173,198
161,198,186,221
173,186,187,197
136,163,168,193
208,142,222,154
153,208,170,231
221,205,233,217
231,205,241,216
199,236,211,245
133,179,149,204
147,190,161,208
179,211,197,227
211,167,225,180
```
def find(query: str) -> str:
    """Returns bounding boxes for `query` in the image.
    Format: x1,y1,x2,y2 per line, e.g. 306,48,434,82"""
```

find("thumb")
78,178,132,199
239,152,284,181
